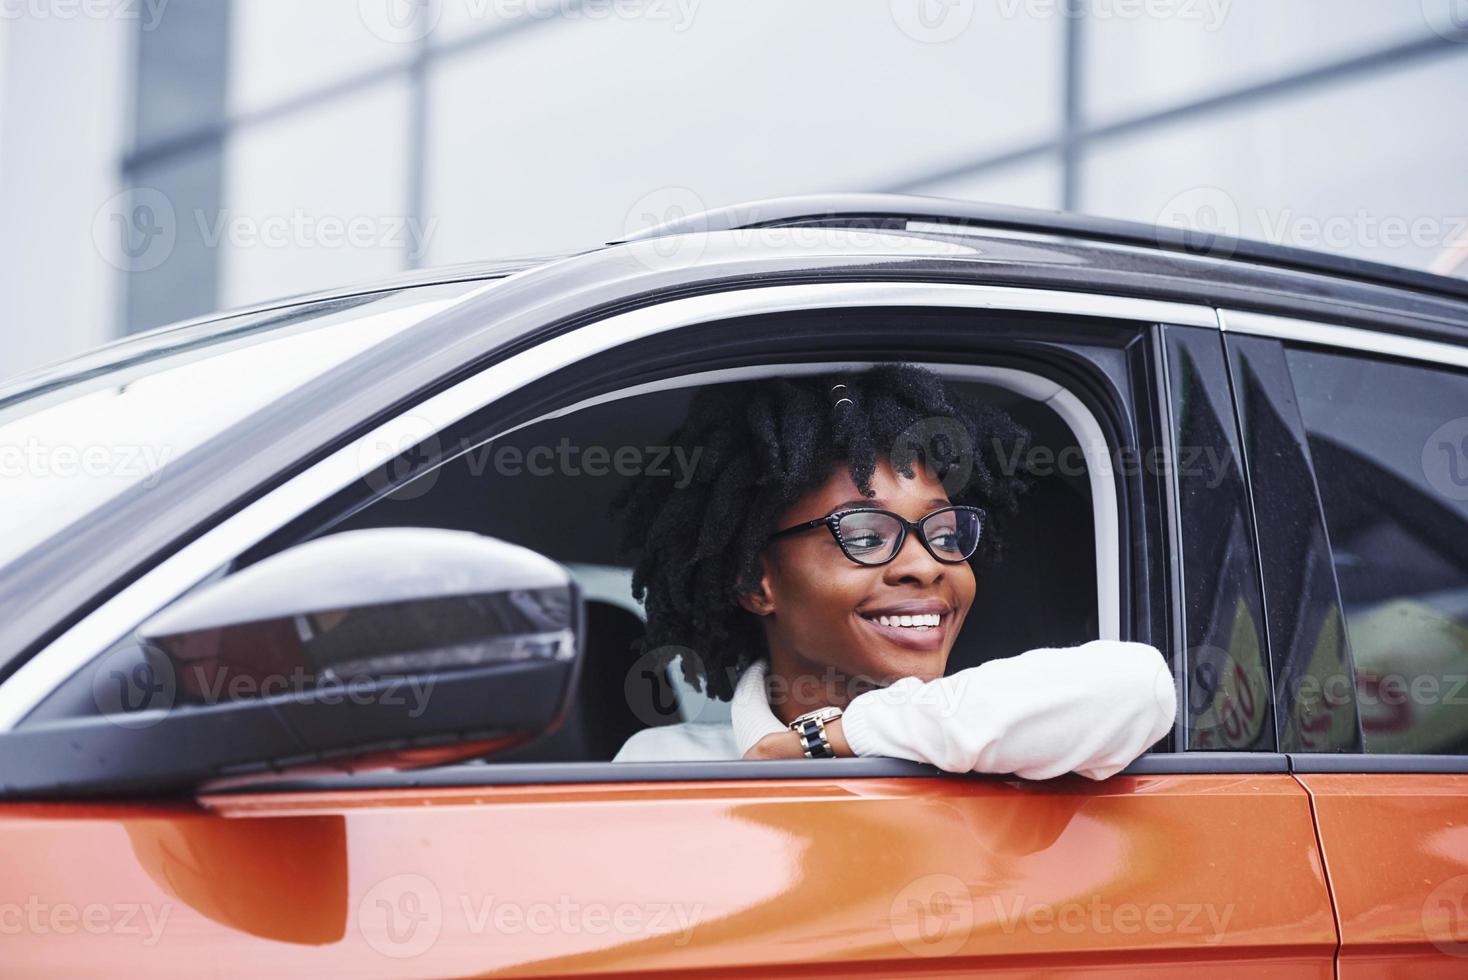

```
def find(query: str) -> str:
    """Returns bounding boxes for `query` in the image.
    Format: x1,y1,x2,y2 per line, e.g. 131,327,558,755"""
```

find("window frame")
0,282,1213,792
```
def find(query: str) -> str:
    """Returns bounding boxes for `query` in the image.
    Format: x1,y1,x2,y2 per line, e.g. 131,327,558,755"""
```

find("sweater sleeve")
839,640,1176,780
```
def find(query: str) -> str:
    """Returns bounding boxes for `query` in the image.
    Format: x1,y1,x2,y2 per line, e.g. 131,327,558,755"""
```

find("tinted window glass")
1287,348,1468,754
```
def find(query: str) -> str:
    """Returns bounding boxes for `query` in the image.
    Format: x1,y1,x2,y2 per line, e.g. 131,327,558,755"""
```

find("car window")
0,283,481,571
326,373,1099,762
20,369,1102,767
1286,347,1468,754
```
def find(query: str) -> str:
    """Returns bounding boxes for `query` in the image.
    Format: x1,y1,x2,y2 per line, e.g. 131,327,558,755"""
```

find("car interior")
323,365,1101,763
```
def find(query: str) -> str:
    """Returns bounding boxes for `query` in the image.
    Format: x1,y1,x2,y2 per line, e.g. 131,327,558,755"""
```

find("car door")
0,240,1336,975
1225,309,1468,977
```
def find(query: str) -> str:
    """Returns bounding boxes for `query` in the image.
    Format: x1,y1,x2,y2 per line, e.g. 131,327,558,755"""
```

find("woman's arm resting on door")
834,640,1176,779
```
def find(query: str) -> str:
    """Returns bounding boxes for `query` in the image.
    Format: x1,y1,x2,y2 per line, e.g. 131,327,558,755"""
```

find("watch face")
791,706,842,729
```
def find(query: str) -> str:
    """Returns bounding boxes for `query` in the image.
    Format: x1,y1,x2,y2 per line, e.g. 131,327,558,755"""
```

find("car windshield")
0,281,489,570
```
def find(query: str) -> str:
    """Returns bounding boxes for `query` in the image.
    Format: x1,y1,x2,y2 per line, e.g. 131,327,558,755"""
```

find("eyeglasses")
767,505,985,567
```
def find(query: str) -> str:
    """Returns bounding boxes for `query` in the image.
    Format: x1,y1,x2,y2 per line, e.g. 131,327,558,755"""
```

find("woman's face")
746,458,977,692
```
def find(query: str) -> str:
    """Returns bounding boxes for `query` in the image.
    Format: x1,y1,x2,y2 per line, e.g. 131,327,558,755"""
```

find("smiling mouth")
855,608,952,650
862,612,943,630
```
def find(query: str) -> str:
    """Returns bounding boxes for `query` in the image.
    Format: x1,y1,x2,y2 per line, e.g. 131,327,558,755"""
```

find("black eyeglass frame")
767,505,985,567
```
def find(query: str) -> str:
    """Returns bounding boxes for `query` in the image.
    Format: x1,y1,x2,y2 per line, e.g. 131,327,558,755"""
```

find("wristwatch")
788,706,843,759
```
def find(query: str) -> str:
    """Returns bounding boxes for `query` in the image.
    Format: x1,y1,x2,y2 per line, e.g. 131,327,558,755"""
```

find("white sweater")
614,640,1176,780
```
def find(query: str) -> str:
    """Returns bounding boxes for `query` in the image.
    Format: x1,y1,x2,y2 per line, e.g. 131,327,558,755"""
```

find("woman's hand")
742,731,804,760
742,719,854,760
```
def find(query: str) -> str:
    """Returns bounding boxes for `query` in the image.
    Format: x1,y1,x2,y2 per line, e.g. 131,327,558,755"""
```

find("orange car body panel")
1297,773,1468,978
0,772,1333,977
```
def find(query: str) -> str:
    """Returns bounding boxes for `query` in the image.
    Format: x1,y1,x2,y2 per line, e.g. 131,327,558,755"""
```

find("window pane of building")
1083,0,1437,125
1080,54,1468,271
220,80,412,308
423,2,1063,262
228,0,417,115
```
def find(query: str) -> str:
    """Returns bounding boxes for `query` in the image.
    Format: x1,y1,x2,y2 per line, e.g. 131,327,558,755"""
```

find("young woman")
613,364,1173,778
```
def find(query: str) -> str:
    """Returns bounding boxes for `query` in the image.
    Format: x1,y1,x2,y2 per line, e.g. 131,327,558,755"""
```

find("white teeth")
870,613,942,628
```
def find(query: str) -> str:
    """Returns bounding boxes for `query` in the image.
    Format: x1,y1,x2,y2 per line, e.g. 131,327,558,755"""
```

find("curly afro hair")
614,363,1030,700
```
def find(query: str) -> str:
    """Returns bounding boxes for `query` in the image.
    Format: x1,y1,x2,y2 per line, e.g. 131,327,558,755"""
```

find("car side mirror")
0,529,582,797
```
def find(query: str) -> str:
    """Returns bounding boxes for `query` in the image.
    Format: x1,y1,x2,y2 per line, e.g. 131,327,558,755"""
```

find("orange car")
1,196,1467,977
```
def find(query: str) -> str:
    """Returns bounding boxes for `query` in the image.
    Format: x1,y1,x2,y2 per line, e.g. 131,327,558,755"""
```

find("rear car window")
1287,347,1468,754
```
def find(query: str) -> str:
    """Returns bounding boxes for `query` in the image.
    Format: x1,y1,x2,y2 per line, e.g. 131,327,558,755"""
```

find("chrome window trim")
1220,308,1468,370
0,282,1215,731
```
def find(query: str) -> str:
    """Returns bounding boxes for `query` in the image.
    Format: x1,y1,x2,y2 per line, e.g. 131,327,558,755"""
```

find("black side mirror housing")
0,529,582,797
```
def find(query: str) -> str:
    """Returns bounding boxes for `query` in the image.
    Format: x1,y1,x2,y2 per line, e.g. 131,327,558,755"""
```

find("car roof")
617,193,1468,308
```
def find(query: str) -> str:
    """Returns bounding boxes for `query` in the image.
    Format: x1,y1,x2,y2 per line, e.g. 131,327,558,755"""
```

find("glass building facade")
2,0,1467,379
